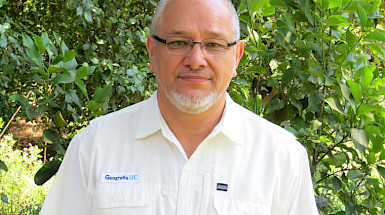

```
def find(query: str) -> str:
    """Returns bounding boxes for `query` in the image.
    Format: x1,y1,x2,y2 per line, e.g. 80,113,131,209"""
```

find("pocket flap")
94,185,159,209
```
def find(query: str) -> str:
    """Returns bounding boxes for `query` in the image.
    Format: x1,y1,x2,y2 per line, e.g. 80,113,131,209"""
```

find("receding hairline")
151,0,240,40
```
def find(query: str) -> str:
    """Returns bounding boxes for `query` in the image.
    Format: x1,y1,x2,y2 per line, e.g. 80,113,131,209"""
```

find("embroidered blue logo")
217,183,228,191
101,173,140,183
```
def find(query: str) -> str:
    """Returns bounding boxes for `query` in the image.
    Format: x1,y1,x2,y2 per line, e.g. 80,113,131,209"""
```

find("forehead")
158,0,234,39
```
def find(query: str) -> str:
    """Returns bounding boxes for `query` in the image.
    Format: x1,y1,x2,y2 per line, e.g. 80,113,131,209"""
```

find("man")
40,0,319,214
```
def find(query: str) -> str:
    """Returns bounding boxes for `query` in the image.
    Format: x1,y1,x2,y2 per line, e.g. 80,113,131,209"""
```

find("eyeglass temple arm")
152,35,167,44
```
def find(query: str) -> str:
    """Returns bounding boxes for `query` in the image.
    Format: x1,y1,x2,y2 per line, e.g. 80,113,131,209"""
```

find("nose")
183,43,208,70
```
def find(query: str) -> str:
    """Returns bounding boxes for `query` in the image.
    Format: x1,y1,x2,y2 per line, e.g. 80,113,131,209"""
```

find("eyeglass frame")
152,35,238,55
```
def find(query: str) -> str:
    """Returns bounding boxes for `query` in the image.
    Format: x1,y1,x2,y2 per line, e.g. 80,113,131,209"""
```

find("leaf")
365,29,385,43
328,0,342,8
351,128,369,152
10,94,29,107
60,41,69,55
358,104,383,115
249,0,269,14
51,74,74,84
63,58,78,71
331,177,342,191
361,68,373,90
22,33,34,49
346,80,362,104
380,150,385,160
75,78,88,99
377,166,385,180
325,15,349,27
262,7,275,16
325,97,344,114
347,169,363,181
51,56,66,65
84,11,93,22
34,160,61,185
1,193,8,204
346,30,357,49
26,47,44,69
48,144,66,155
33,36,46,54
92,84,112,103
298,0,314,26
54,111,68,127
88,100,104,111
65,89,83,108
356,2,367,28
367,152,376,165
64,49,76,61
308,90,323,112
76,66,88,79
0,160,8,172
43,129,61,144
26,106,40,120
283,12,295,32
41,32,50,47
340,83,351,101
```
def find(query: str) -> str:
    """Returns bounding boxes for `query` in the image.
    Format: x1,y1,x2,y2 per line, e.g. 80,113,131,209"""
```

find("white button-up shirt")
40,92,319,215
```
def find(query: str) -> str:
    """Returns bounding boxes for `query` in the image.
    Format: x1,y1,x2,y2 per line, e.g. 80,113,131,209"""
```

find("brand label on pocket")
101,173,140,183
217,183,228,191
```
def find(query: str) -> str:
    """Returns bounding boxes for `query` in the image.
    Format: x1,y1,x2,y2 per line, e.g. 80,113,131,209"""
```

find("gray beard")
164,88,223,115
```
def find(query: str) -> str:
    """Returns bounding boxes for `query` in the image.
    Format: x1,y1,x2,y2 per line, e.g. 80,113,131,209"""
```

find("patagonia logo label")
101,173,140,183
216,183,228,192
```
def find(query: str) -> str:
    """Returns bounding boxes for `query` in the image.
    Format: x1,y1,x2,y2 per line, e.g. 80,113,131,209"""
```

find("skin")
146,0,244,158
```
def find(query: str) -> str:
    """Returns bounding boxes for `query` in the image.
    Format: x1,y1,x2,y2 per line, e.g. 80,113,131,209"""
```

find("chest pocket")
93,184,159,215
213,194,272,215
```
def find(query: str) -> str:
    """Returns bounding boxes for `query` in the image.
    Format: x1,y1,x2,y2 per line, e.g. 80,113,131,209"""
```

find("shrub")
0,134,53,215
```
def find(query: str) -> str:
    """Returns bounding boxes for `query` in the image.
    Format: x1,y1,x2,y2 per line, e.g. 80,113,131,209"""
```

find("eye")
204,40,227,51
206,42,222,47
166,38,190,49
171,40,187,46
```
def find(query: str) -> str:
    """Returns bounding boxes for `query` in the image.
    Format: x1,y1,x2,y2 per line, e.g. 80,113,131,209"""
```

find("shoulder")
227,98,305,152
91,98,150,126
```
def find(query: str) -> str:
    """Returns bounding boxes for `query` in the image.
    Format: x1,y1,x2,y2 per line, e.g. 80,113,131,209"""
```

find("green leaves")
92,84,112,103
247,0,269,15
365,29,385,43
325,15,349,27
1,193,8,204
43,129,61,144
236,0,385,213
34,160,61,186
0,159,8,172
351,128,369,153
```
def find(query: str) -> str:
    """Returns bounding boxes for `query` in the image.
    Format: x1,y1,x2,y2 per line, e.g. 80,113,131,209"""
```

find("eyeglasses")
152,35,237,56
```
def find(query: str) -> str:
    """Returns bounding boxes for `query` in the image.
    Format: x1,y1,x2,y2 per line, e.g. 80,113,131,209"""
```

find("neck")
157,90,226,158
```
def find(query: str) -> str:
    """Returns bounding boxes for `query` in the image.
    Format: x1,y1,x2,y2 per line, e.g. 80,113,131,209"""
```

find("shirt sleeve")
286,149,319,215
39,132,92,215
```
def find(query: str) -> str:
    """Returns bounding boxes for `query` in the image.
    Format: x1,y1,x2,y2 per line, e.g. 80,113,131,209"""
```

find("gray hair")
150,0,240,41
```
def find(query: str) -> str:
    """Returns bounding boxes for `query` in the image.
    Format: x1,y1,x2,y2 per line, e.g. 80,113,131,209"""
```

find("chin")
166,88,222,115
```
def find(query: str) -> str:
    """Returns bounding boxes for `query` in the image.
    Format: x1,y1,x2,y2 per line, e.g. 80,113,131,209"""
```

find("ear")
146,35,155,70
233,40,244,77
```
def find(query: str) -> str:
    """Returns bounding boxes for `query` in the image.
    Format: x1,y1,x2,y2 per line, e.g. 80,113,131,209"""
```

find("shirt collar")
135,91,245,146
135,91,163,139
218,93,245,146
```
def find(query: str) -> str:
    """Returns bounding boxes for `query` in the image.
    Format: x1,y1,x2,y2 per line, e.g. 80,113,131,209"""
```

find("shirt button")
184,165,191,172
115,194,123,201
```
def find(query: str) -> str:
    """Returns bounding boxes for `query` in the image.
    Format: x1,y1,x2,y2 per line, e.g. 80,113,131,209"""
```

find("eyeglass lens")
165,37,229,55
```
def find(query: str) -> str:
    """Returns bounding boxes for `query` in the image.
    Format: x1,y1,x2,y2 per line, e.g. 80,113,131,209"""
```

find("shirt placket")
176,162,193,214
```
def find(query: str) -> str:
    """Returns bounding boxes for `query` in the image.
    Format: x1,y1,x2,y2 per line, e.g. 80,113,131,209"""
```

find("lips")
178,73,211,82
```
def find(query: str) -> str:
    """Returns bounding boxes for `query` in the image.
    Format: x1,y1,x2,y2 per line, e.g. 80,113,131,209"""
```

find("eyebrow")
166,30,227,39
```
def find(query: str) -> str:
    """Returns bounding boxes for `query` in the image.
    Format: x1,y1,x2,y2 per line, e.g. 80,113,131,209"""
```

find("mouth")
177,73,212,83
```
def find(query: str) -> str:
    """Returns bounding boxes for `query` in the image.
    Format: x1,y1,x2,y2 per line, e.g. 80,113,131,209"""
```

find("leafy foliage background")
0,0,385,214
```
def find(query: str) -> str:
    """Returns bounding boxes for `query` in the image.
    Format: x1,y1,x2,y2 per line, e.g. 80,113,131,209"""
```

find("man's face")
147,0,244,114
